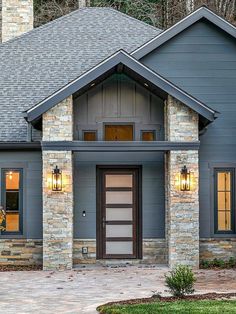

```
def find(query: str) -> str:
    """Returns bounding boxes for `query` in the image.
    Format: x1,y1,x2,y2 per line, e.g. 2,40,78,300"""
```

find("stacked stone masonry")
0,239,42,265
43,96,73,142
1,0,33,43
1,238,235,266
166,95,199,268
73,239,167,265
200,238,236,261
43,96,74,270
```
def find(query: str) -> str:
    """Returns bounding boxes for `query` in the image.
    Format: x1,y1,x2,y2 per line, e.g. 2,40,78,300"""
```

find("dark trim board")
42,141,200,152
25,50,217,123
0,142,41,151
132,6,236,59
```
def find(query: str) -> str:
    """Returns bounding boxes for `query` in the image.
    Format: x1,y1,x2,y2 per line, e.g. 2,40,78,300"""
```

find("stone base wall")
200,238,236,261
0,239,42,265
73,239,96,264
73,239,167,265
142,239,167,264
2,238,236,266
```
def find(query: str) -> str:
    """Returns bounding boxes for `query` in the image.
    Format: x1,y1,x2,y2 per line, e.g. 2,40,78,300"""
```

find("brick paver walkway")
0,266,235,313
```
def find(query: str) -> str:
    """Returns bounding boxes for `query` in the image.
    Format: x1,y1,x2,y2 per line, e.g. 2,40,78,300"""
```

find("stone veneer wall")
1,238,235,266
1,0,33,43
166,95,199,268
42,96,74,270
200,238,236,261
0,239,42,265
43,96,73,141
73,239,167,265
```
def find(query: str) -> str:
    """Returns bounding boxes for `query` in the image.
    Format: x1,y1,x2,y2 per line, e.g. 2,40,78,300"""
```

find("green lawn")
98,300,236,314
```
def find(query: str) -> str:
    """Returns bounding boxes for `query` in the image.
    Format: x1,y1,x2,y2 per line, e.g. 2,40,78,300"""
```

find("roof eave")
25,50,217,124
132,6,236,59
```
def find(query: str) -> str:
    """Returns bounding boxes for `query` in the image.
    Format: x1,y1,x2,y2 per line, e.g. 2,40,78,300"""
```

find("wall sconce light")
82,210,86,217
180,165,191,191
52,166,62,191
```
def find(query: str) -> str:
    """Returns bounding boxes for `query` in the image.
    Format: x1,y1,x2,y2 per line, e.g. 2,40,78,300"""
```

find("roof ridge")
0,6,161,48
104,7,162,32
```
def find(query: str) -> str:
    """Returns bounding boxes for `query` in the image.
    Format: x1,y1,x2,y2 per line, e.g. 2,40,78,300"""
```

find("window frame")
214,168,235,234
1,168,23,235
140,130,156,141
82,130,97,141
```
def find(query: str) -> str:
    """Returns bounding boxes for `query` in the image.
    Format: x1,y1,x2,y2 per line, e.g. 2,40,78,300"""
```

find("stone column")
1,0,34,43
166,95,199,268
42,96,74,270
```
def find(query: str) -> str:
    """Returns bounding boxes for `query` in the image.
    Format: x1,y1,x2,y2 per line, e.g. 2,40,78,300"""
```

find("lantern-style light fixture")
180,165,191,191
52,166,62,191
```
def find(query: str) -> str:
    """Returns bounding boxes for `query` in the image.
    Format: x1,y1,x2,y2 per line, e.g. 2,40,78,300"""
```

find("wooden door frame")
96,165,142,259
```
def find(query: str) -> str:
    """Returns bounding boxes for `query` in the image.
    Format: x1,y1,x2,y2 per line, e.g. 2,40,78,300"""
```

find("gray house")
0,1,235,270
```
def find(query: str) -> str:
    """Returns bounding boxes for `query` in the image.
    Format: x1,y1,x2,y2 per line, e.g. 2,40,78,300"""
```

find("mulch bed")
98,292,236,309
0,265,42,271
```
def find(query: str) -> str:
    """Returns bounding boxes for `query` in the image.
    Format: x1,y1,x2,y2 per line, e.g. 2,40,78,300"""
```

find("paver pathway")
0,265,235,313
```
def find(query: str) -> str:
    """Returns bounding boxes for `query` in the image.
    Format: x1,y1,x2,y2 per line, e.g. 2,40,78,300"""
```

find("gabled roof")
25,50,217,123
0,7,160,142
132,6,236,59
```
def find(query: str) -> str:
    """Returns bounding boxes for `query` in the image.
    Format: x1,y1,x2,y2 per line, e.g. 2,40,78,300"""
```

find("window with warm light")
215,169,234,233
83,131,97,141
105,125,133,141
1,169,23,234
141,130,156,141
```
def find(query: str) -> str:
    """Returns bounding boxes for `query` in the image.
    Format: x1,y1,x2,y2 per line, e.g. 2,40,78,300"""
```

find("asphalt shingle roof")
0,7,161,142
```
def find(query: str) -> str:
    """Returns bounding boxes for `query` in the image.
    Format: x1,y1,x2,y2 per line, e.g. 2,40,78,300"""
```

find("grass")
98,300,236,314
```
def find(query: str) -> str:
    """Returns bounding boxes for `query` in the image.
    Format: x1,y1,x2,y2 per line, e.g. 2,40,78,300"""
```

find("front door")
97,167,142,259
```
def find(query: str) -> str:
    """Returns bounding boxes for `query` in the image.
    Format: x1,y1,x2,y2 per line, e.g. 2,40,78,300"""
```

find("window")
1,169,23,234
215,168,234,233
105,125,133,141
83,131,97,141
141,130,156,141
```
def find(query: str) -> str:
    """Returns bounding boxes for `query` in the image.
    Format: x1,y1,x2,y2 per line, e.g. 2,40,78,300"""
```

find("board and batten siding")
141,19,236,238
0,152,42,238
73,73,164,141
74,152,165,239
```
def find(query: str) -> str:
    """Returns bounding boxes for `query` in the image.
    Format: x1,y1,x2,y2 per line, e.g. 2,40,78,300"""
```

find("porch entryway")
96,166,142,259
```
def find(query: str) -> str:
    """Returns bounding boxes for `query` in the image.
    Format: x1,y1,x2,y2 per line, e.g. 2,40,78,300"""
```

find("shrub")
165,265,196,297
213,258,225,268
200,260,210,269
228,257,236,268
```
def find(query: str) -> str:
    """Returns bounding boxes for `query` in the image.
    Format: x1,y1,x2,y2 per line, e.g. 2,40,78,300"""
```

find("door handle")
102,218,106,229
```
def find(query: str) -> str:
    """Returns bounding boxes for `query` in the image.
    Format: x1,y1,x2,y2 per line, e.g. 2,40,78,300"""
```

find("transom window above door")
104,125,134,141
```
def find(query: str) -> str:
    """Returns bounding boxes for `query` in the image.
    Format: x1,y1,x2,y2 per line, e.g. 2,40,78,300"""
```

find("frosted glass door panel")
106,241,133,255
106,175,132,188
106,208,132,221
106,191,133,204
106,225,133,238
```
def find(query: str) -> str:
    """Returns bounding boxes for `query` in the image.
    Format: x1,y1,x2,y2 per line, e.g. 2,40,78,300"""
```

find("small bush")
200,258,236,269
228,257,236,268
200,260,210,269
165,265,196,297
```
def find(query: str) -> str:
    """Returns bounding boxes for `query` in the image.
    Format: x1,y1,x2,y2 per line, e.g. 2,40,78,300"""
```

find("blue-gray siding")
73,74,164,141
0,152,42,239
74,152,165,238
142,19,236,238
